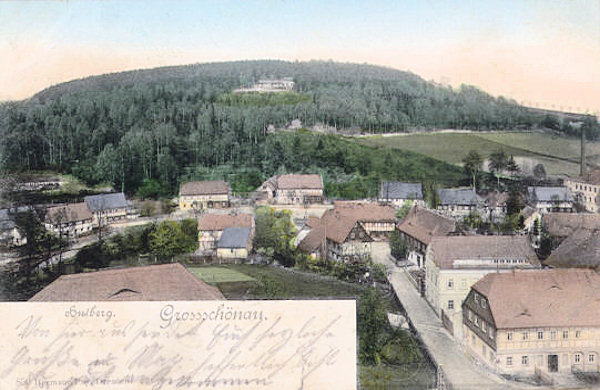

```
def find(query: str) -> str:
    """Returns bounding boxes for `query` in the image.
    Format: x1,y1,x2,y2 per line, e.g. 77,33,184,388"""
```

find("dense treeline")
0,60,593,196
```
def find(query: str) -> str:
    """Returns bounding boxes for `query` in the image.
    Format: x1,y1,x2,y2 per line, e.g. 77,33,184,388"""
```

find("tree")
506,155,520,178
506,188,524,216
358,287,387,365
13,208,50,281
488,149,508,189
254,206,297,267
390,231,408,261
533,163,546,181
148,220,189,261
395,200,413,221
462,150,483,189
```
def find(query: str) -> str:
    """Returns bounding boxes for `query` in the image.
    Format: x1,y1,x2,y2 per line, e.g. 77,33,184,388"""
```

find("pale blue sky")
1,0,599,113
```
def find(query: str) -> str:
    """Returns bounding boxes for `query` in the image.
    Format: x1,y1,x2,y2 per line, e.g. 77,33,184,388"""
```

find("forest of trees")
0,60,595,197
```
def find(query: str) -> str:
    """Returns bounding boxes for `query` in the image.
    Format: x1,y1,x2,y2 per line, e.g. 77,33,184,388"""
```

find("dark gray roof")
0,206,32,232
84,193,128,212
217,227,251,249
527,187,572,202
379,182,423,200
437,188,482,206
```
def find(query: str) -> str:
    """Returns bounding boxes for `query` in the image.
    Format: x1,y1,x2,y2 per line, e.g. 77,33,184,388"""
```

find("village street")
371,243,531,390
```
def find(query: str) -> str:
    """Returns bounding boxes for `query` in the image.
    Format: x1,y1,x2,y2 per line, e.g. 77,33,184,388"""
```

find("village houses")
0,208,28,247
197,213,254,253
527,186,573,214
397,205,457,269
564,168,600,212
483,191,508,223
378,181,424,208
84,192,132,227
45,202,93,237
436,188,484,220
541,213,600,269
216,227,253,262
463,269,600,377
179,180,230,210
424,235,540,339
256,174,324,205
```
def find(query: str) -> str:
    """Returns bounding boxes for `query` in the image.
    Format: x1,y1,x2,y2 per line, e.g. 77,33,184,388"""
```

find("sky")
1,0,599,114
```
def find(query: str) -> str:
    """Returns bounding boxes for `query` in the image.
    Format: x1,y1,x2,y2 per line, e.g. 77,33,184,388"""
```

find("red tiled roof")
197,213,253,231
29,263,224,301
473,269,600,329
572,168,600,185
180,181,230,196
397,206,456,245
276,174,323,190
46,202,92,223
543,213,600,237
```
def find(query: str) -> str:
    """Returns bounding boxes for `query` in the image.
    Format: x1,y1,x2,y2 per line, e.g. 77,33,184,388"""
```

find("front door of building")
548,354,558,372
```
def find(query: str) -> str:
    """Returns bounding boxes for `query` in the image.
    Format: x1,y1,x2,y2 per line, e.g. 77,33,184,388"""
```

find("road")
371,243,530,390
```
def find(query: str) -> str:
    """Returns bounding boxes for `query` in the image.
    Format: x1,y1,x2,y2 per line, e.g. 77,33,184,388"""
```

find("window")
489,329,495,340
537,331,543,340
576,330,582,338
506,356,513,366
574,354,581,364
589,354,596,363
468,310,474,322
482,321,487,333
562,331,569,339
481,299,487,309
522,356,529,366
507,332,513,341
551,331,557,340
522,332,529,340
474,316,480,327
447,279,454,288
447,300,454,310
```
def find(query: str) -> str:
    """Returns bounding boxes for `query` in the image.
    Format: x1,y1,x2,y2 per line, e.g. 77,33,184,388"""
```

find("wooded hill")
0,60,595,197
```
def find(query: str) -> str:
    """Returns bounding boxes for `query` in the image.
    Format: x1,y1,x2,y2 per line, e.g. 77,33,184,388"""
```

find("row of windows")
507,330,582,340
574,183,598,193
467,309,495,340
506,353,595,366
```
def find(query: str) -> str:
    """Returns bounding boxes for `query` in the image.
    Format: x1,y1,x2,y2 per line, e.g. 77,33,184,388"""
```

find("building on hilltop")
256,174,324,205
378,181,424,208
463,269,600,376
29,263,224,301
45,202,93,237
179,180,230,210
564,168,600,212
425,235,540,339
527,186,573,214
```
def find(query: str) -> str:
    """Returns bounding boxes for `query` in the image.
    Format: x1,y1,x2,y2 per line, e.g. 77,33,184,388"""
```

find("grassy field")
358,131,600,177
186,264,436,389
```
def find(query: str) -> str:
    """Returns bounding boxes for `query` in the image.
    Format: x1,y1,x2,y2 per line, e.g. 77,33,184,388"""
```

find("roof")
217,227,252,249
484,191,509,208
429,235,539,269
527,186,572,202
571,168,600,185
545,228,600,269
179,180,230,196
379,182,423,200
29,263,224,301
276,174,323,190
84,192,128,212
332,202,396,222
397,206,456,245
297,219,325,253
46,202,92,224
521,206,539,220
472,269,600,329
437,188,482,206
198,213,253,231
542,213,600,237
0,206,33,232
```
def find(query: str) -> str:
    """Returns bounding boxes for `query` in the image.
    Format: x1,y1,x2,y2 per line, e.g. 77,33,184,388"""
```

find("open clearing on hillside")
359,131,600,177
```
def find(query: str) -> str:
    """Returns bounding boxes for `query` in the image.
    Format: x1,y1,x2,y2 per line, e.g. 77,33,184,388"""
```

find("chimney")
581,128,587,177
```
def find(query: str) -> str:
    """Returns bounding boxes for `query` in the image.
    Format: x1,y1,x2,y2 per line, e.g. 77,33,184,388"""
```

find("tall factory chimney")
581,128,587,177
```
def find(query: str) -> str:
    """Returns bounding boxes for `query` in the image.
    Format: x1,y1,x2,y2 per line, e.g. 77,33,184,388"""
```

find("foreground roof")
46,202,92,224
545,228,600,269
379,182,423,200
198,213,253,231
180,180,230,196
276,174,323,190
437,188,482,206
429,235,539,269
527,186,572,202
542,213,600,237
29,263,224,301
84,192,128,212
397,206,456,245
217,227,252,249
472,269,600,329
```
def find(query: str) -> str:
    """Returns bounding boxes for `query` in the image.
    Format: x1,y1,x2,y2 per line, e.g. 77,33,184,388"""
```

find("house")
564,168,600,212
397,205,457,268
378,182,424,207
84,192,131,227
179,181,230,210
436,188,484,220
216,227,252,262
45,202,93,237
29,263,224,301
463,269,600,376
0,208,27,247
521,206,541,234
256,174,323,204
527,187,573,213
333,202,396,240
197,213,254,253
425,235,540,338
483,191,508,223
